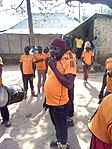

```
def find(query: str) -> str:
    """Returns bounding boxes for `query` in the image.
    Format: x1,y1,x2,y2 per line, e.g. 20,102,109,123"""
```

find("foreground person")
88,94,112,149
0,57,11,127
44,38,76,149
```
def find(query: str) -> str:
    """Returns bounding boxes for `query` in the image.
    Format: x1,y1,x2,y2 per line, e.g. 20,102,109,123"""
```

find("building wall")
94,17,112,65
0,33,61,64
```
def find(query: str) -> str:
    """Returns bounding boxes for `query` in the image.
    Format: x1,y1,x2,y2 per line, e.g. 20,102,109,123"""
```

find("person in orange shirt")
34,46,47,94
44,38,76,149
64,37,77,127
0,57,11,127
20,46,36,98
81,41,94,86
88,94,112,149
98,57,112,104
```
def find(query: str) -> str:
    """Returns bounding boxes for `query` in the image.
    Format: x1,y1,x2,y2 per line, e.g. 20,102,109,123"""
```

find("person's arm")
91,56,94,65
99,71,107,99
34,59,44,63
0,64,3,78
20,62,24,75
82,57,87,65
48,57,76,89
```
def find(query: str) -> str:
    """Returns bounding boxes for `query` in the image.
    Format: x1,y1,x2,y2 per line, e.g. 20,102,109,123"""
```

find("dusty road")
0,65,103,149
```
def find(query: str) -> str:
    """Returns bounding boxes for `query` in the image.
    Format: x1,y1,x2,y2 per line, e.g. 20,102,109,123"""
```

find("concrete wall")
94,17,112,65
0,33,61,64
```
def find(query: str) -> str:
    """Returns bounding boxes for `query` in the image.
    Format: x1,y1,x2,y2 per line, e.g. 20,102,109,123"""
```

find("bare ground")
0,65,103,149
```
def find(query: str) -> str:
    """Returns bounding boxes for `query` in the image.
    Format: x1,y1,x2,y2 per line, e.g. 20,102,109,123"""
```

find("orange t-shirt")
34,52,47,70
0,57,3,84
81,50,94,65
44,55,76,106
105,58,112,71
20,54,35,74
65,50,77,73
106,76,112,92
88,94,112,144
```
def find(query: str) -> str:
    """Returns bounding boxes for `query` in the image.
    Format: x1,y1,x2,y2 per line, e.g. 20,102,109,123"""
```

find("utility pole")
26,0,35,47
79,1,81,22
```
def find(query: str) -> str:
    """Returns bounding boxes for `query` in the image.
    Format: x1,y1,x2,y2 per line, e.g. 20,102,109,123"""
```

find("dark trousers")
1,106,9,121
83,64,91,81
68,84,74,117
76,48,83,60
22,74,34,92
49,102,69,144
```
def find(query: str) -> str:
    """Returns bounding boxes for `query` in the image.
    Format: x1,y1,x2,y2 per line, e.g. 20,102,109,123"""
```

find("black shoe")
24,92,27,99
67,118,74,127
1,121,11,127
50,140,58,147
31,91,35,95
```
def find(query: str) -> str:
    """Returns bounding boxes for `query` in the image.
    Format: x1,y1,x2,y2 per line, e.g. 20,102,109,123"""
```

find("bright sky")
0,0,111,30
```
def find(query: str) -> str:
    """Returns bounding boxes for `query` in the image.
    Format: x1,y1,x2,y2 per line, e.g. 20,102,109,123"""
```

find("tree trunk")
26,0,35,47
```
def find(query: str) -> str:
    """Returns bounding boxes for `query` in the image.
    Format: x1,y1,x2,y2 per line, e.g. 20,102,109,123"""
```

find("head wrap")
84,41,91,48
50,38,66,51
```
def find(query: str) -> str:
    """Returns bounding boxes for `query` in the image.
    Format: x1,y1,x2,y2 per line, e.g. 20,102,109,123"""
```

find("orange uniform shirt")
105,58,112,71
34,52,47,70
105,58,112,92
81,50,94,65
20,54,35,74
65,50,77,73
0,57,3,84
44,55,76,106
88,94,112,144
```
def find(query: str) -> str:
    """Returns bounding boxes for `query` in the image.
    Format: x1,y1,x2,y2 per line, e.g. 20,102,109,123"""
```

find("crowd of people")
0,35,112,149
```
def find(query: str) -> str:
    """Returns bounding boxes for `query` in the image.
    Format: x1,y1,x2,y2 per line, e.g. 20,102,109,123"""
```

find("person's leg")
29,74,34,95
37,70,42,93
50,103,69,145
68,83,74,117
79,48,83,60
95,47,99,61
86,65,91,81
23,75,28,98
1,106,11,127
83,65,88,85
42,70,46,92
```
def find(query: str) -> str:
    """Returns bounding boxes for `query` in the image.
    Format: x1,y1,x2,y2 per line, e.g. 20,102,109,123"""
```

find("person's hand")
98,91,103,99
48,56,57,70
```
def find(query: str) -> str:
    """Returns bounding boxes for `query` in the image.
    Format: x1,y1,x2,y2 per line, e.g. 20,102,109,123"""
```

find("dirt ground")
0,65,103,149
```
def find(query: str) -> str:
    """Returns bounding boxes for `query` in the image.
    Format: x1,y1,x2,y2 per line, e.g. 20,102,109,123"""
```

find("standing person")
43,45,49,55
64,38,77,127
34,46,47,94
44,38,76,149
88,94,112,149
75,36,84,60
81,41,94,86
0,57,11,127
98,57,112,104
20,46,36,99
92,36,99,61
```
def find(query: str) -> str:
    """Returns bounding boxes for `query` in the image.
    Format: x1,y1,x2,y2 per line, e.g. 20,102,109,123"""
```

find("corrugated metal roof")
66,0,112,8
66,13,112,35
4,13,79,34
